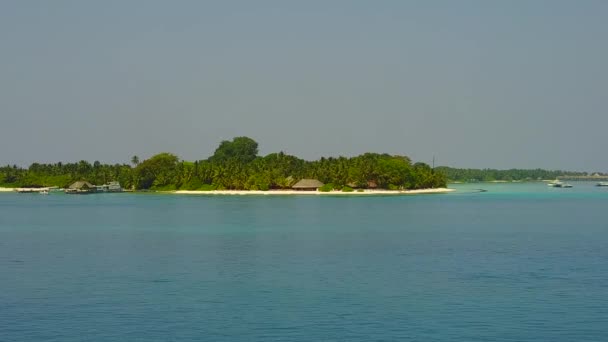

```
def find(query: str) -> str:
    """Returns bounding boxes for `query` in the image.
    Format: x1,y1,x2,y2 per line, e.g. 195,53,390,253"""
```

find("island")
2,137,600,195
0,137,449,195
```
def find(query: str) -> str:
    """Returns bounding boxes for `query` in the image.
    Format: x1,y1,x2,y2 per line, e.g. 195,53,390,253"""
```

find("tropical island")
2,137,600,195
0,137,448,194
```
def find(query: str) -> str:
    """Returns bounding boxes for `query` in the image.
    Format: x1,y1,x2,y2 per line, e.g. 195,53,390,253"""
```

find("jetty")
15,187,51,193
65,181,123,194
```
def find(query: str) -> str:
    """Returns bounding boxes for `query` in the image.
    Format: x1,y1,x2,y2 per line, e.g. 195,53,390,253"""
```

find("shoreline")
1,186,454,196
172,188,454,196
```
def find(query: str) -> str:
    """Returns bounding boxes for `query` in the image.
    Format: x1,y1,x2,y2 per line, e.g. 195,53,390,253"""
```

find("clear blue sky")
1,1,606,171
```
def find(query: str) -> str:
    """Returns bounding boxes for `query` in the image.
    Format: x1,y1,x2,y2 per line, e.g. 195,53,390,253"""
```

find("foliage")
152,184,177,191
198,184,217,191
0,162,133,189
436,167,587,183
341,186,354,192
135,153,179,189
209,136,258,164
0,136,453,191
318,184,333,192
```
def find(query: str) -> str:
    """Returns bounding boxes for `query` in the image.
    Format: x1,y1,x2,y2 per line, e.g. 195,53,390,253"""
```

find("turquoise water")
1,183,607,341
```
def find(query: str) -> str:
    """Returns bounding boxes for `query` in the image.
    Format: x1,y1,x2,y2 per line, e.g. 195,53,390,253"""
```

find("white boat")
15,187,51,193
547,180,572,188
39,189,49,195
596,182,608,187
96,181,123,193
547,180,562,187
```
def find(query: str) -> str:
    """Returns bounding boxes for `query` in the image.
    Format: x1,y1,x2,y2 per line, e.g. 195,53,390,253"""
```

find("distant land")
0,137,445,191
1,137,604,191
435,167,606,183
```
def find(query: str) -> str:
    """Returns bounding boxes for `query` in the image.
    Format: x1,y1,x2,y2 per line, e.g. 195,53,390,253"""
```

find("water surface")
1,183,607,341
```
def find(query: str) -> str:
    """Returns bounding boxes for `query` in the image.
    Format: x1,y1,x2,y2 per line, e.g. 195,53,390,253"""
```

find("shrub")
388,184,401,191
180,179,203,190
319,184,333,192
152,184,177,191
356,189,364,192
199,184,217,191
341,186,354,192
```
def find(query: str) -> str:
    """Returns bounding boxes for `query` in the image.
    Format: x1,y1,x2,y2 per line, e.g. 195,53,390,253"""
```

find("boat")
547,180,572,188
39,189,49,195
96,181,123,193
15,188,38,193
596,182,608,187
15,187,50,193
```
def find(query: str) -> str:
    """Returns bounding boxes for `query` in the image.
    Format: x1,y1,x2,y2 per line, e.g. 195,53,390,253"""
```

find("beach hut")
292,179,324,191
65,181,97,194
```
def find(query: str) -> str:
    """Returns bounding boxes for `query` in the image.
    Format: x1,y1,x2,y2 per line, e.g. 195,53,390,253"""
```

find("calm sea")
1,183,607,341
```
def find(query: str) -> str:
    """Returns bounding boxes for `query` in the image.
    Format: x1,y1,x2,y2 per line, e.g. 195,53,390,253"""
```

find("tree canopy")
435,166,590,182
134,153,179,190
209,136,259,164
0,136,450,191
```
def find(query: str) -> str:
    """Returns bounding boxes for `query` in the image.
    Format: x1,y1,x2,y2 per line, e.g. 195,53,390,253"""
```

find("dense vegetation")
436,167,589,182
0,137,446,190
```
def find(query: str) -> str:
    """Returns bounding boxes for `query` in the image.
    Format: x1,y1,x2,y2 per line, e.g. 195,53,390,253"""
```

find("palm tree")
131,155,139,166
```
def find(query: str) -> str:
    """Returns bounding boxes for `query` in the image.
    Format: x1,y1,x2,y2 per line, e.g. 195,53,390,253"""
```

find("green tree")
135,153,179,189
209,136,259,164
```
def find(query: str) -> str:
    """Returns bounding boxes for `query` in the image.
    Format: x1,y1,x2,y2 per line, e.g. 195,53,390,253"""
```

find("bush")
198,184,217,191
319,184,333,192
388,184,401,191
180,179,203,190
152,184,177,191
357,189,364,192
341,186,354,192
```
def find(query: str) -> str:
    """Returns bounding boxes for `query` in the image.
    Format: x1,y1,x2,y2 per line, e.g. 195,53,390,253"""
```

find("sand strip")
173,188,454,195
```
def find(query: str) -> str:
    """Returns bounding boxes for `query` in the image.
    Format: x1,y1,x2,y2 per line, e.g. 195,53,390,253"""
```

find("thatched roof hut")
69,181,95,190
66,181,97,194
292,179,324,191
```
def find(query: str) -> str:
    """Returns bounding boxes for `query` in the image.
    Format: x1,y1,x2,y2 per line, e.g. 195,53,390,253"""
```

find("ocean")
1,183,607,341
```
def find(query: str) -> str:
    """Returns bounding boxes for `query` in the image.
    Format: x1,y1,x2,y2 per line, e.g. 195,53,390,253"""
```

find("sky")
1,1,607,171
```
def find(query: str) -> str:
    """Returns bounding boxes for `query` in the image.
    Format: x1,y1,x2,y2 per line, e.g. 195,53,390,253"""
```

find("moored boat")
596,182,608,187
547,180,572,188
15,187,51,194
547,180,562,187
96,181,123,193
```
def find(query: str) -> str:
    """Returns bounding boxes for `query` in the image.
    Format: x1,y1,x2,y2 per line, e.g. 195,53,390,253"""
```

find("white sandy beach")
173,188,454,196
0,187,15,192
